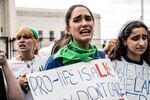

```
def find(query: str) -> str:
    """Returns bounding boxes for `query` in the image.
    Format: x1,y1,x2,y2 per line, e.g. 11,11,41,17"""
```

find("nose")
20,37,24,41
82,19,88,27
139,38,145,46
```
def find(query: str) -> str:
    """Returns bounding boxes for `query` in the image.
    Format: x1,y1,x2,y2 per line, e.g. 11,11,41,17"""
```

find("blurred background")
0,0,150,58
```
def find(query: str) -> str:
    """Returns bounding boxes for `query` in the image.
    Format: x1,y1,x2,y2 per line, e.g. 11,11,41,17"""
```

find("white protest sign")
112,61,150,100
27,59,126,100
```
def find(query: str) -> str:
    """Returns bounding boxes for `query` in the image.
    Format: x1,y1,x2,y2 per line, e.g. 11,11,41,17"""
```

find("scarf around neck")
54,42,97,65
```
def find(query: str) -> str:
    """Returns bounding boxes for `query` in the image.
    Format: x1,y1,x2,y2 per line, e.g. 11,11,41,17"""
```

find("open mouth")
19,44,26,48
80,29,91,35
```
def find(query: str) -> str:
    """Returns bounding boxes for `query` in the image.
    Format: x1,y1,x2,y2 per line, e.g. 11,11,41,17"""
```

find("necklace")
19,55,35,73
25,59,35,68
24,58,35,73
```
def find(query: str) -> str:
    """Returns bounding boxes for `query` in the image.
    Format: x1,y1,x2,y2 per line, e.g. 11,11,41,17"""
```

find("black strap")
0,68,7,100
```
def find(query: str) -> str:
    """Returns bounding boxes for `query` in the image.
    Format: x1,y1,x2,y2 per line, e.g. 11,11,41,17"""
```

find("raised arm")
0,50,23,100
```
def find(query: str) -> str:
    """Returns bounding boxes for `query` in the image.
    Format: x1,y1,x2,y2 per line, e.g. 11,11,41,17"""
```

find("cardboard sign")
27,59,126,100
112,61,150,100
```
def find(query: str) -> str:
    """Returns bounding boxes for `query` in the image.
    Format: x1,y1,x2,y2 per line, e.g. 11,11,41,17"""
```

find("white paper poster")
27,59,127,100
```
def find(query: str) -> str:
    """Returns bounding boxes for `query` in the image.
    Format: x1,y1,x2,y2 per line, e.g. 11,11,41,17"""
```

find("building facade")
0,0,16,58
16,7,101,49
0,0,102,58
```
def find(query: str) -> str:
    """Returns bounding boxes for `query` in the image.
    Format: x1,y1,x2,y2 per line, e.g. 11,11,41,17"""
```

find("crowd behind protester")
0,4,150,100
39,39,57,58
0,50,23,100
102,39,117,55
8,27,46,100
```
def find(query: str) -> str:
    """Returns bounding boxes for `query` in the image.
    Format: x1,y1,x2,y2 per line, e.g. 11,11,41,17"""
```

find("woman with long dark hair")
109,20,150,67
44,4,105,70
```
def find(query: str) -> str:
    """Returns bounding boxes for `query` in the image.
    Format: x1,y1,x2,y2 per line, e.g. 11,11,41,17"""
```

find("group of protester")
0,4,149,100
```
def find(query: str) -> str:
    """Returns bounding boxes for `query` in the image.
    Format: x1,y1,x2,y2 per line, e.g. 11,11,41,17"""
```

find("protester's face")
124,27,148,58
108,39,117,48
68,7,94,44
16,34,35,53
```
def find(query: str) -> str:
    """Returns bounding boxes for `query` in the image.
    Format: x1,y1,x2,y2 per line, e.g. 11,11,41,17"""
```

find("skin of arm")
0,50,23,100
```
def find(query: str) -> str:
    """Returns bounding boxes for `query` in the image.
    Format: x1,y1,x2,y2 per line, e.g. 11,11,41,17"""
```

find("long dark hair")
53,4,95,52
109,20,150,66
51,34,71,55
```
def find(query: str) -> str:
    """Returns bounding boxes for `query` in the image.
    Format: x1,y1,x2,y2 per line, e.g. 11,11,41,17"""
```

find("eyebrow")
130,34,148,38
73,14,92,19
73,15,82,19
